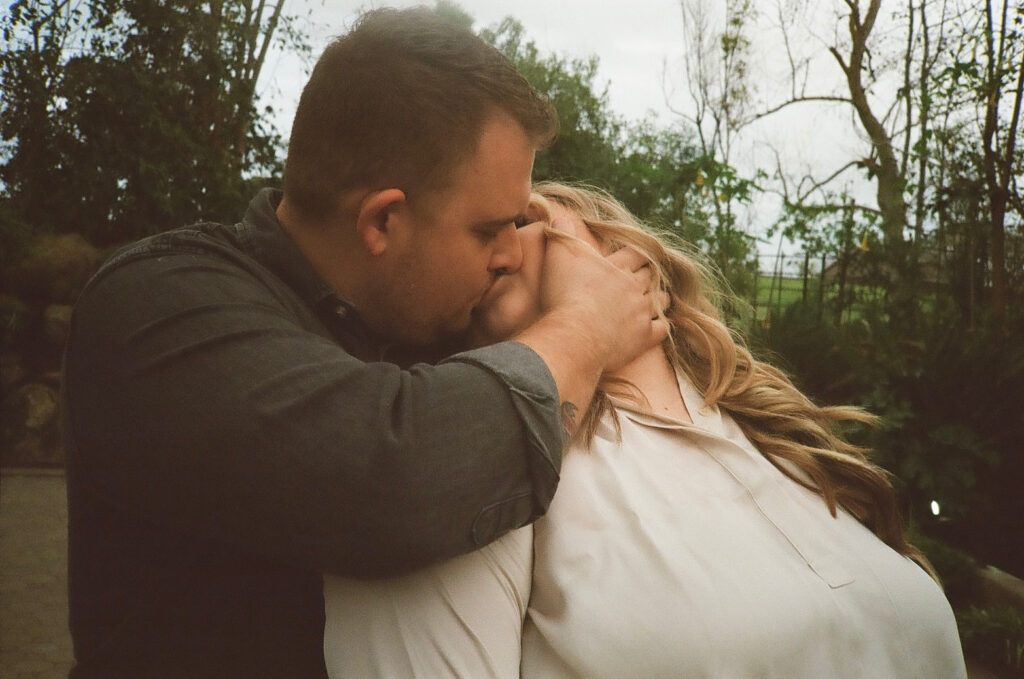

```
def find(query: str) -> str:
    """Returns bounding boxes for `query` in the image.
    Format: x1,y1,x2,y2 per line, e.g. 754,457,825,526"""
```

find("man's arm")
63,251,563,578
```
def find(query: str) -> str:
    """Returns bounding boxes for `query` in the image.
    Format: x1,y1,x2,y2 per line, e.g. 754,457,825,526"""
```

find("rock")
0,293,32,349
4,233,101,304
42,305,74,347
1,353,27,396
0,382,62,466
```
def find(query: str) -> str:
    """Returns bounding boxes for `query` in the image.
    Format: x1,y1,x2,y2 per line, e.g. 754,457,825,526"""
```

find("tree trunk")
830,0,909,250
914,0,931,241
980,0,1024,325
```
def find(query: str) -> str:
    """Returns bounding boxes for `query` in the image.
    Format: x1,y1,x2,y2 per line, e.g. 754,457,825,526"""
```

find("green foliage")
914,530,1024,677
481,18,624,190
752,287,1024,576
0,0,304,245
481,17,758,295
957,606,1024,677
749,300,861,405
431,0,474,30
911,529,984,609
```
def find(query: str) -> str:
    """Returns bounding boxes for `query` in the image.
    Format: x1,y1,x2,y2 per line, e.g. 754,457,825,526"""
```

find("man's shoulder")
100,220,251,274
84,189,323,310
79,215,291,307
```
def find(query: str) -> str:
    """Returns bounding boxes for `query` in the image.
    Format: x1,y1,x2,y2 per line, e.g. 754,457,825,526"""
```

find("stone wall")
1,234,101,467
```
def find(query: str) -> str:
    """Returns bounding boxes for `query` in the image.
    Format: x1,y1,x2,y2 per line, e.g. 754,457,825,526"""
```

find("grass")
750,274,894,323
752,275,811,320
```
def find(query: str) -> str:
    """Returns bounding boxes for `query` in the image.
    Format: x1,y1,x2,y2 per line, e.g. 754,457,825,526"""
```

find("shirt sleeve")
62,249,563,577
322,526,532,679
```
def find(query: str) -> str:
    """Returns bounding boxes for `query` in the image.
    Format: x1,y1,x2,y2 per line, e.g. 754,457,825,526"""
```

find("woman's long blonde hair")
531,181,932,575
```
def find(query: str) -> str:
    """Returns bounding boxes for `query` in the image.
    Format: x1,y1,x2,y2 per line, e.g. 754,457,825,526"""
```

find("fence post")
818,252,826,322
803,251,810,303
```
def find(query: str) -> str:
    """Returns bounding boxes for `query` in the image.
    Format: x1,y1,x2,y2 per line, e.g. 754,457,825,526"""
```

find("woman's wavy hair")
531,181,933,577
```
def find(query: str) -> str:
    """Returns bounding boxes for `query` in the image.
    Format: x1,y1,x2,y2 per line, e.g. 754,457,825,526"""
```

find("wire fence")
749,250,909,325
751,252,841,323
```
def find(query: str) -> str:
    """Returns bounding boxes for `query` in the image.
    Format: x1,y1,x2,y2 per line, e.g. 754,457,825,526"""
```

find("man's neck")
276,196,366,308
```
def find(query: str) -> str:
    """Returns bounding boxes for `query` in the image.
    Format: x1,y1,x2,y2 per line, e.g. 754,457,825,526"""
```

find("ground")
0,469,73,678
0,468,1000,678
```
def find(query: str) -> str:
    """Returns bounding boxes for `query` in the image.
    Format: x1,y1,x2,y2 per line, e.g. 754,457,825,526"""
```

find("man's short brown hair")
283,7,558,221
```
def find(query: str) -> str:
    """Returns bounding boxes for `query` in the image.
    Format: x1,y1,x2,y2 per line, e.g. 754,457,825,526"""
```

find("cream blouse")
322,373,967,678
521,374,966,678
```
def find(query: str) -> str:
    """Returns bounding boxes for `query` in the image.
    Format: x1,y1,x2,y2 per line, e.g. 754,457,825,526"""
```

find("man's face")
375,113,535,347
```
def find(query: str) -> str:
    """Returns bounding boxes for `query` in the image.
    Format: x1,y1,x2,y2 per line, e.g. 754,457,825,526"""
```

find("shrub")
957,606,1024,678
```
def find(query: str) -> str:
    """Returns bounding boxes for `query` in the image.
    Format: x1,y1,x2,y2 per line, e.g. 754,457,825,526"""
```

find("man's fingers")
606,246,650,273
649,289,671,318
634,263,655,291
549,215,587,238
651,318,671,344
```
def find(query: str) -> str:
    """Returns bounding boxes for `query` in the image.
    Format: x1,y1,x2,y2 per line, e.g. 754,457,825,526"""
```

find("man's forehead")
461,178,532,224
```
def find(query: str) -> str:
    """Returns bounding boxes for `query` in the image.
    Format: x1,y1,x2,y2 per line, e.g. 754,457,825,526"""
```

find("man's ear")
355,188,407,256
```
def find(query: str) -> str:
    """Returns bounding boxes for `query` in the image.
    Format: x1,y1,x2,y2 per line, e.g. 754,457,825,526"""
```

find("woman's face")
467,201,603,347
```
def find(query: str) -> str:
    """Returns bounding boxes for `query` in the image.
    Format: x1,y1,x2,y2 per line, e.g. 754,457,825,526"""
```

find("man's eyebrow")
475,213,529,229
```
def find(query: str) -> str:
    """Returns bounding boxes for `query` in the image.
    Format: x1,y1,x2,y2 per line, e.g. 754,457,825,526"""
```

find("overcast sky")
261,0,689,133
258,0,872,262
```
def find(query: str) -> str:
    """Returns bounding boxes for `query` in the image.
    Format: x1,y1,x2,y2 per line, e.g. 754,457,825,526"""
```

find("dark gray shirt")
62,188,564,677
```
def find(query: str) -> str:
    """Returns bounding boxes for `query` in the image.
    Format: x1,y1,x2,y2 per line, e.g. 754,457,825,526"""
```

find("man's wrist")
514,310,605,421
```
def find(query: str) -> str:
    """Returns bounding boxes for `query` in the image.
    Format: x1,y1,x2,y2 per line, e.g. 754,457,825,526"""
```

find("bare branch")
762,183,883,217
999,33,1024,195
900,0,914,181
250,0,285,87
752,95,854,121
829,45,850,75
768,144,791,202
913,0,933,238
796,159,866,202
774,0,802,100
1009,174,1024,223
860,0,882,40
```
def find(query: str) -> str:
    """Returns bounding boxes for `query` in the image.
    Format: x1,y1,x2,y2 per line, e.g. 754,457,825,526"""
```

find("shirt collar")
238,188,339,311
610,370,727,438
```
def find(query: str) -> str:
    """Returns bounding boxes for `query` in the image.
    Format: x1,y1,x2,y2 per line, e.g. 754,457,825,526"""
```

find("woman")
322,182,966,678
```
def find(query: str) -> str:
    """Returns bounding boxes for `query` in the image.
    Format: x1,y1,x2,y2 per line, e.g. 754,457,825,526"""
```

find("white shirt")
521,375,967,678
322,373,966,678
322,525,531,679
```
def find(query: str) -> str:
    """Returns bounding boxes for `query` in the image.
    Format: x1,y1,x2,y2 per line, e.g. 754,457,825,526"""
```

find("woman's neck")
608,346,692,424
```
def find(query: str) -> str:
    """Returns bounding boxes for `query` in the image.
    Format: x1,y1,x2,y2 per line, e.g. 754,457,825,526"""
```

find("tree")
831,0,910,251
742,0,1023,328
721,0,1024,575
481,18,624,190
0,0,305,245
978,0,1024,321
482,16,757,295
673,0,762,293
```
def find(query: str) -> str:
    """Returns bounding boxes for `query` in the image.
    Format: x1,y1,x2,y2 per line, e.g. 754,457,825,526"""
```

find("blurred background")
1,1,1022,676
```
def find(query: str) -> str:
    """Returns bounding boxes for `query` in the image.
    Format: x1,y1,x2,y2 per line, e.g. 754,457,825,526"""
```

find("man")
62,7,667,677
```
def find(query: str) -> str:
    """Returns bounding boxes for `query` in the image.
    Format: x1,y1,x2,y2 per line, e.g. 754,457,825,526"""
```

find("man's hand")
540,213,669,371
514,208,670,430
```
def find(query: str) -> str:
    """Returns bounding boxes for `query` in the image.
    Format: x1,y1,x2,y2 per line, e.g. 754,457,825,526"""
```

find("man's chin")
440,324,492,354
464,309,504,350
407,325,481,361
406,313,500,360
